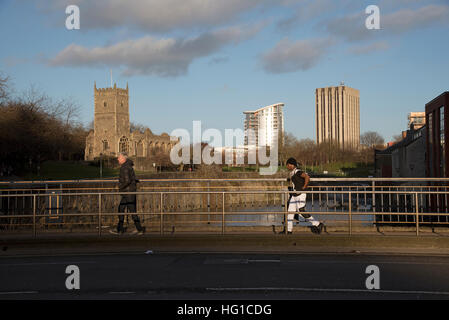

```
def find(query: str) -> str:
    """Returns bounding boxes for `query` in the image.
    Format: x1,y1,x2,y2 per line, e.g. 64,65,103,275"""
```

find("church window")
102,140,109,151
119,136,129,153
136,140,144,157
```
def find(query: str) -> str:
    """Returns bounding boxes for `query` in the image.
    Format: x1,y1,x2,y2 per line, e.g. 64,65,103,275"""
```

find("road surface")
2,251,449,300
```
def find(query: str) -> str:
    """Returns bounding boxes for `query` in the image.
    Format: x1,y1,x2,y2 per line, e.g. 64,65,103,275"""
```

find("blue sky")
1,0,448,144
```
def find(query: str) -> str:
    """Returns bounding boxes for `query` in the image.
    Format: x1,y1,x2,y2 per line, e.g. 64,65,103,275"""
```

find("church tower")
85,81,177,162
93,82,130,157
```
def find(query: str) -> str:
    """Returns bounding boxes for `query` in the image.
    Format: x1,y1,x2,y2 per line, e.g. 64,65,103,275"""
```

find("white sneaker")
131,227,145,235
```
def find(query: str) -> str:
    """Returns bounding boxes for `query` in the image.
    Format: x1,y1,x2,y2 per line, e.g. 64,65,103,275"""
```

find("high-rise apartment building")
244,103,284,148
316,85,360,150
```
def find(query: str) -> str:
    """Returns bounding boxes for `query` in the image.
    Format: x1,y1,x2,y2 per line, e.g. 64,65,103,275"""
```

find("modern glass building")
243,103,284,148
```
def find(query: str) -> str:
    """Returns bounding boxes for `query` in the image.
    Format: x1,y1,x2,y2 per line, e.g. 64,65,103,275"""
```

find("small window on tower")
104,101,107,107
121,102,124,107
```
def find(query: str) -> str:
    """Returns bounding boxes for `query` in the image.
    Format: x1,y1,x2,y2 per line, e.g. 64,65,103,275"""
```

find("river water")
219,199,375,227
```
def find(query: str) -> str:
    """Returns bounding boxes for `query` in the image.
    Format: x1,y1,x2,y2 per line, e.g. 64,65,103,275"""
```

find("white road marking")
206,287,449,295
205,258,281,264
0,291,38,295
108,291,135,294
281,259,449,266
0,261,97,267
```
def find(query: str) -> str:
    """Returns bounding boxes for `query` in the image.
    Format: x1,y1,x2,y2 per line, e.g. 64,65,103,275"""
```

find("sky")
0,0,448,145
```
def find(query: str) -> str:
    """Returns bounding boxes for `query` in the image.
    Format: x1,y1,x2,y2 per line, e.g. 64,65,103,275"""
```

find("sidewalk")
2,232,449,257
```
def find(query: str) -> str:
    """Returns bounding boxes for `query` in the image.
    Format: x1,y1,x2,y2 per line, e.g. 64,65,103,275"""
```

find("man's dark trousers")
117,158,143,233
117,196,143,233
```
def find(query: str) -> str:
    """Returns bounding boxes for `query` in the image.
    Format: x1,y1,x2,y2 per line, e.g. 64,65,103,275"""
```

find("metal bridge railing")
1,189,449,238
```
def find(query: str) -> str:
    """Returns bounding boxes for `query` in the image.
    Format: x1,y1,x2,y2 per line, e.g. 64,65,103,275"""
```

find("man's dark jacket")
119,158,137,202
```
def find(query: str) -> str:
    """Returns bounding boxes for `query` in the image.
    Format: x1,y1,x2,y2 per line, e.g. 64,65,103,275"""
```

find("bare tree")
51,97,82,127
130,122,147,134
360,131,385,148
392,134,403,143
0,74,9,103
279,132,298,165
86,120,94,131
0,80,89,174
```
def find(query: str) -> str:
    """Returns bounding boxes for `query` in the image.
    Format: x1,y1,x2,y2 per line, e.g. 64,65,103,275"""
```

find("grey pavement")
3,232,449,256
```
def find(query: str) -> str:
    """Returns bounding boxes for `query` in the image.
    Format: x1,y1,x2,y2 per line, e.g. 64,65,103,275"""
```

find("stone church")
85,82,176,161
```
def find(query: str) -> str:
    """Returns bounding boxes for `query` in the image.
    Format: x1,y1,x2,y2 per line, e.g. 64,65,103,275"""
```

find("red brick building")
426,92,449,178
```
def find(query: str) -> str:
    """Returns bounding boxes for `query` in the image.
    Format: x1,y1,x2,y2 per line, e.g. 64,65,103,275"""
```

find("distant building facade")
85,83,176,161
244,103,284,148
316,85,360,150
426,91,449,178
391,126,427,178
374,125,426,178
408,112,426,130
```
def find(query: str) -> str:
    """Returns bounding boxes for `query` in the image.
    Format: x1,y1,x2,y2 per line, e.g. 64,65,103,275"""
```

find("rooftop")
243,102,284,114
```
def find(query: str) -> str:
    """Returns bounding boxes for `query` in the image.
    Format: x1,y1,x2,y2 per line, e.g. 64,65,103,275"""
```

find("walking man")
281,157,324,235
110,152,145,235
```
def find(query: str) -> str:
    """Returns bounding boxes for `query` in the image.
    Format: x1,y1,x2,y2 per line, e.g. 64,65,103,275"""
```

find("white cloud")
326,4,449,42
261,38,334,74
326,12,373,42
277,0,336,31
382,4,449,34
36,0,274,33
49,25,262,77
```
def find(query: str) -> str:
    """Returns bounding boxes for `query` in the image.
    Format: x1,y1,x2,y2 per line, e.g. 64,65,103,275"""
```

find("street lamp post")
100,153,103,178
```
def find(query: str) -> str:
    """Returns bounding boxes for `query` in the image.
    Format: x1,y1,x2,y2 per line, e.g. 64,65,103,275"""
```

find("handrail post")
222,192,225,235
415,192,419,236
98,194,102,237
284,191,288,236
160,192,163,235
33,195,36,238
349,192,352,236
208,181,211,224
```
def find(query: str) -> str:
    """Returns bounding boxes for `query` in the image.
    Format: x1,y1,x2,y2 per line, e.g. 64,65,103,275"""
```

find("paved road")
2,251,449,300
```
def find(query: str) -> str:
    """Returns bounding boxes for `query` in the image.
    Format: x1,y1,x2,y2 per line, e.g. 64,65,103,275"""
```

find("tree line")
0,75,88,176
278,131,385,170
0,72,387,176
